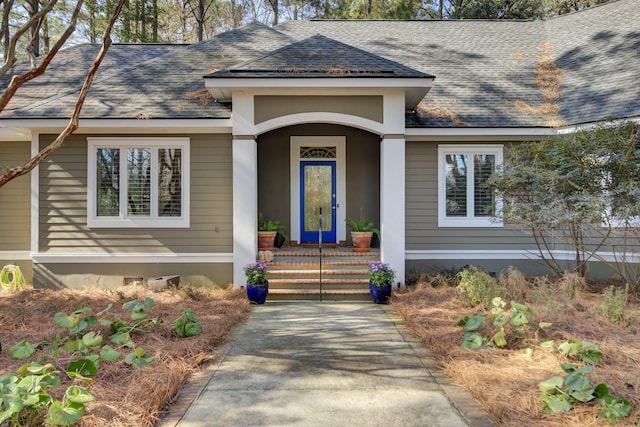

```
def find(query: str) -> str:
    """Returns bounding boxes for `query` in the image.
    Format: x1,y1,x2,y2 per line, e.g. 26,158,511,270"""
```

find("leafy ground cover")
393,270,640,426
0,286,251,426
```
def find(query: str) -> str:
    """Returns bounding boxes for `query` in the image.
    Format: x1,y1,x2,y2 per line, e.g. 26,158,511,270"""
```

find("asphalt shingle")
207,34,433,78
1,0,638,128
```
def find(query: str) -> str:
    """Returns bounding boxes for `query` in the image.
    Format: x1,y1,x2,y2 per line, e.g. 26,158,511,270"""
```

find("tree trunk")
42,13,50,53
152,0,158,42
2,0,13,59
197,0,204,41
269,0,278,26
26,0,40,57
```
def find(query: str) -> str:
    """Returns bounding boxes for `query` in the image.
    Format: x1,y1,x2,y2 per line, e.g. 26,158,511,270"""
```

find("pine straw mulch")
392,276,640,427
0,286,252,426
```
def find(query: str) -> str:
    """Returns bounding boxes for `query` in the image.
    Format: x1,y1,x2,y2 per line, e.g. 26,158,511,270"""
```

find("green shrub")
456,265,506,306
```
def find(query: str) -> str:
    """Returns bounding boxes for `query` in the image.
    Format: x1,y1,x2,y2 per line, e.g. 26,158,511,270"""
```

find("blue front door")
300,161,337,244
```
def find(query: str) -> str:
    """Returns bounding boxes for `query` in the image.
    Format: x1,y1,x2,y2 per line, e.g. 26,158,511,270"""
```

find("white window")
438,144,503,227
87,138,190,228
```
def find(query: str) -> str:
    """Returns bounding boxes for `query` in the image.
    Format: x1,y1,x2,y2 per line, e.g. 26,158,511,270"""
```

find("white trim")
205,77,433,89
0,251,31,261
380,137,405,285
437,144,503,228
0,119,233,133
31,132,39,255
87,137,190,228
256,113,385,136
290,136,346,244
32,252,233,263
0,128,30,141
232,138,258,288
405,127,554,139
405,249,640,263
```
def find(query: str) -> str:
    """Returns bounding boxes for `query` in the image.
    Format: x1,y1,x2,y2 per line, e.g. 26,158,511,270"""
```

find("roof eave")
203,76,435,109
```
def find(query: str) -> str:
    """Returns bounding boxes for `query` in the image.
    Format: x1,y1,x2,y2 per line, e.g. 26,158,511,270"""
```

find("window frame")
87,137,190,228
437,144,503,228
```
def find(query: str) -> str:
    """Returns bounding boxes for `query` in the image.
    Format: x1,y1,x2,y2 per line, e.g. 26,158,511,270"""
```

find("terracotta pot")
258,231,277,250
350,231,373,252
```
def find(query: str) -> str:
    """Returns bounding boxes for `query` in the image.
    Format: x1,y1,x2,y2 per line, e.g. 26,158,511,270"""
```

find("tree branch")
0,0,58,77
0,0,82,113
0,0,127,189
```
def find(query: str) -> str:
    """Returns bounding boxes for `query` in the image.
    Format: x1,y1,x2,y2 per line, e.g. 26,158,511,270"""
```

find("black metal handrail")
319,207,323,302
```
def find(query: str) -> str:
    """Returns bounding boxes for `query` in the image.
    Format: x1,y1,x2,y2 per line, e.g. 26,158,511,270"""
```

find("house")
1,0,639,290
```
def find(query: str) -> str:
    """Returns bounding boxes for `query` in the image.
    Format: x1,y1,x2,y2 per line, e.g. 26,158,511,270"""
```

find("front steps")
264,247,379,301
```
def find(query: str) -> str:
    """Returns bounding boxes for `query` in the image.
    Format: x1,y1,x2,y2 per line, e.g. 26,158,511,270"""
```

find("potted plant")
243,261,269,304
368,261,395,304
258,213,288,250
346,216,380,253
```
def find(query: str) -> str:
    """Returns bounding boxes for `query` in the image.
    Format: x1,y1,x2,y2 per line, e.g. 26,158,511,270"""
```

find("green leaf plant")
2,296,196,426
539,339,632,420
455,297,551,351
172,308,202,338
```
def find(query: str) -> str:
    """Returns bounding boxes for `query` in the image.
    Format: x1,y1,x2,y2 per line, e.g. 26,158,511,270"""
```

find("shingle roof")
276,0,640,127
207,34,433,78
2,23,294,120
2,0,639,128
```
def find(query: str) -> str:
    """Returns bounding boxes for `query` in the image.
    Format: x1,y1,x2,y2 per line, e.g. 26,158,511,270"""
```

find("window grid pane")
127,148,151,217
96,148,120,217
445,154,467,217
158,148,182,217
474,154,496,217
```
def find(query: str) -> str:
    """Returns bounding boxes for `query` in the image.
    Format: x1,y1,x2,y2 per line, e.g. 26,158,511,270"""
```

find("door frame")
290,136,346,245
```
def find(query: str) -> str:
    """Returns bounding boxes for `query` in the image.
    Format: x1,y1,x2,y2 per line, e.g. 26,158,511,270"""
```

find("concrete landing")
162,302,493,427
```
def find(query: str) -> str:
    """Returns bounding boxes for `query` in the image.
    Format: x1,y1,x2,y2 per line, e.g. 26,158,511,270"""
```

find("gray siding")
39,134,232,254
405,141,539,251
254,96,384,124
0,141,31,250
257,124,380,244
34,262,232,289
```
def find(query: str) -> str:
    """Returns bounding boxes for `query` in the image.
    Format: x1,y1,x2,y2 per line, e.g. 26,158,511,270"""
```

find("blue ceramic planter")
246,281,269,304
369,281,392,304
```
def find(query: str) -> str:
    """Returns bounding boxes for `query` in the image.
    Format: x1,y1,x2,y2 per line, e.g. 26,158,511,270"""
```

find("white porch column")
380,136,405,286
232,137,258,288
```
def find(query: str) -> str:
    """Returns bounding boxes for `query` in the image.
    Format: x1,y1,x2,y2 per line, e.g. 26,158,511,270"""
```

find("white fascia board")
0,119,233,134
405,127,555,141
208,81,432,105
204,77,434,90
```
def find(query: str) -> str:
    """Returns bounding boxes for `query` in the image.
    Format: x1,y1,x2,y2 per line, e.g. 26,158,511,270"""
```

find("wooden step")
263,247,378,300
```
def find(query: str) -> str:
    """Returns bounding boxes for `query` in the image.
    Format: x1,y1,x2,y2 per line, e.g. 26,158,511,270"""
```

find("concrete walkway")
163,302,493,427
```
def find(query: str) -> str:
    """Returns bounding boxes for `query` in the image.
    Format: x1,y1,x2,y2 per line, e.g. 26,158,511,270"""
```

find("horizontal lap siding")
405,141,539,251
39,134,232,254
0,141,31,249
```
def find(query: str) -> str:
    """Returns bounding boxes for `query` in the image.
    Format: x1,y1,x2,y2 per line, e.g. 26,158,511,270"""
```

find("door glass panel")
304,165,333,232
